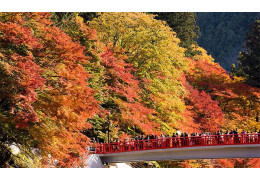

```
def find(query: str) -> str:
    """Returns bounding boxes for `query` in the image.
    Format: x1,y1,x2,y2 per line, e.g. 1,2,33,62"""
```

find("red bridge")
92,133,260,163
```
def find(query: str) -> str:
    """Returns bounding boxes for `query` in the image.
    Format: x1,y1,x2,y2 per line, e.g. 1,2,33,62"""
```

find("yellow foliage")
233,75,247,83
89,12,187,77
90,12,188,132
191,44,214,63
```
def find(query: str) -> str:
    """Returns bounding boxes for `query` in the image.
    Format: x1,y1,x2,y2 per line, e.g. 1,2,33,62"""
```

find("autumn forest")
0,12,259,168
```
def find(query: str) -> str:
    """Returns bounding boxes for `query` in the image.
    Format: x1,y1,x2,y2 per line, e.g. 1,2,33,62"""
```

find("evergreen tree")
229,63,237,78
153,12,201,57
197,12,259,70
237,19,260,87
78,12,98,22
51,12,98,26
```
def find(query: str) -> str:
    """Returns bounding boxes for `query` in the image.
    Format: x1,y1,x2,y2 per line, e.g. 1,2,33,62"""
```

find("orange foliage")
1,12,259,168
182,56,260,168
0,12,99,167
101,48,159,134
214,159,260,168
185,57,260,131
180,75,224,132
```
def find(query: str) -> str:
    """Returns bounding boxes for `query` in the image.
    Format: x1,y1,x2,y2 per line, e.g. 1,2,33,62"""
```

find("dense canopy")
0,12,259,168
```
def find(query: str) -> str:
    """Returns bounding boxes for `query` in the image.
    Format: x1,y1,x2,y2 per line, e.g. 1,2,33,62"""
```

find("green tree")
78,12,99,22
237,19,260,87
229,63,237,77
197,12,258,70
89,13,188,134
51,12,99,27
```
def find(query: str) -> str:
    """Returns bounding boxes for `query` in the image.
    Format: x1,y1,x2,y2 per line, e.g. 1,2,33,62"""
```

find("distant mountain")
196,12,259,71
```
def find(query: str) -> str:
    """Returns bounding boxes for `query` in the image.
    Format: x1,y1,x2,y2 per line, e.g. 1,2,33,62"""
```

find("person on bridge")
150,134,155,140
258,130,260,143
234,128,239,143
165,134,170,147
175,132,180,147
124,138,129,151
180,133,184,146
161,133,165,147
171,133,177,147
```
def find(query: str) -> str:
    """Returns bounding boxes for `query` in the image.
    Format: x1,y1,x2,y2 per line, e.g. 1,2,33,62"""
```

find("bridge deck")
99,144,260,163
92,133,260,163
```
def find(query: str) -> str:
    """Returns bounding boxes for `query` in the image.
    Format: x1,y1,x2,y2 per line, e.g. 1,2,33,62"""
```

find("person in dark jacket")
234,128,239,143
258,130,260,143
165,134,170,147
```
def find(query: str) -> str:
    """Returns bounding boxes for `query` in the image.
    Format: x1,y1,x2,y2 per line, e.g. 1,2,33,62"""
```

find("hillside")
0,12,259,168
196,12,259,70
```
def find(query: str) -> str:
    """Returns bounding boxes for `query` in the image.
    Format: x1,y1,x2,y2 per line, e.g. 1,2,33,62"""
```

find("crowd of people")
92,129,260,153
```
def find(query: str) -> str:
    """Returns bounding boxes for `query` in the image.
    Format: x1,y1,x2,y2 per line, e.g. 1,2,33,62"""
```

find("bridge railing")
93,133,260,154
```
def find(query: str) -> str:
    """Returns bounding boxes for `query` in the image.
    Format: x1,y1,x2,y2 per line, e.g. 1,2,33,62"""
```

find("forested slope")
196,12,259,70
0,12,259,168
